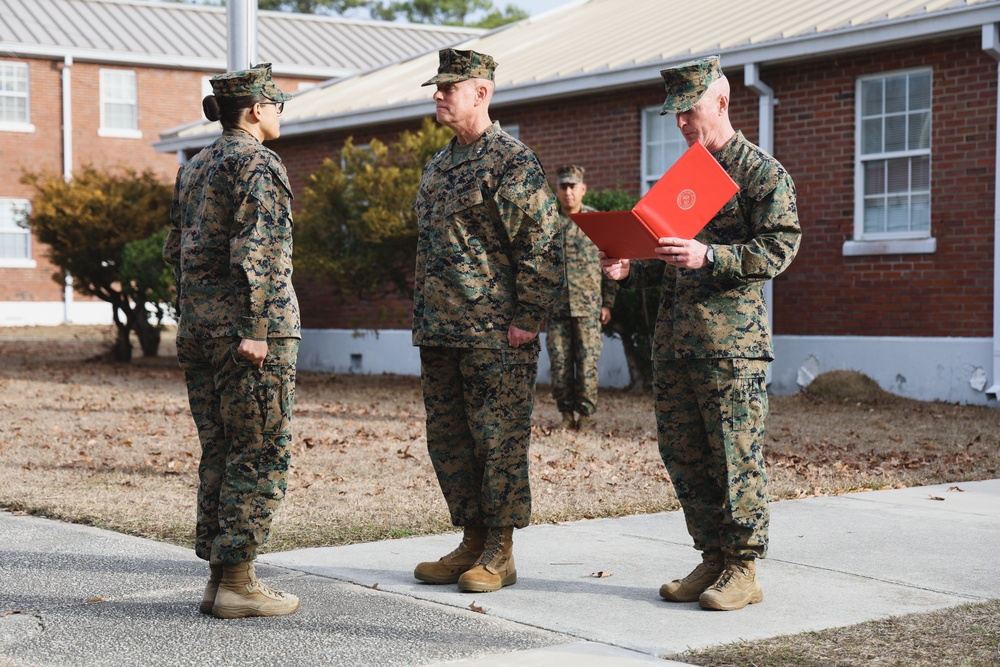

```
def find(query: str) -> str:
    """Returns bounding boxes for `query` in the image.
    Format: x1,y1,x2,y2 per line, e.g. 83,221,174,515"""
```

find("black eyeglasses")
258,101,284,114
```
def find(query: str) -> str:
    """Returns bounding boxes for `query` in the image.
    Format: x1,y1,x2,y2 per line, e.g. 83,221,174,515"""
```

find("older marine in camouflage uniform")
545,165,617,432
602,55,800,611
163,63,302,619
412,49,563,594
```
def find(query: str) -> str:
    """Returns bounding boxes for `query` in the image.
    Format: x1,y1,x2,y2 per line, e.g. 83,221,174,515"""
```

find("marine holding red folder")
597,55,801,612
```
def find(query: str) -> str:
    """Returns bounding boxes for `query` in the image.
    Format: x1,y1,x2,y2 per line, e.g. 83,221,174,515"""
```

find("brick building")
0,0,479,325
159,0,1000,405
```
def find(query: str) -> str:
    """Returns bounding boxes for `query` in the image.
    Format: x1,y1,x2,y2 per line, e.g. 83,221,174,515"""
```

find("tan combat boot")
698,558,763,611
199,564,222,614
212,562,301,618
457,527,516,593
659,551,723,602
576,414,595,432
559,412,576,430
414,526,486,584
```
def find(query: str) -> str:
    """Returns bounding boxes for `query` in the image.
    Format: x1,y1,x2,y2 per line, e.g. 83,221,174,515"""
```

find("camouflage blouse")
164,128,300,341
548,204,618,319
412,121,563,350
625,131,801,361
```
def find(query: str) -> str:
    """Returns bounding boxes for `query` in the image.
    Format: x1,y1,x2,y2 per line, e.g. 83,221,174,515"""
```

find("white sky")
153,1,580,21
496,0,577,16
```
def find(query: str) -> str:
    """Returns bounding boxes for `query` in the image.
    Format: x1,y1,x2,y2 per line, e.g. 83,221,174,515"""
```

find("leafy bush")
21,165,172,360
295,117,453,305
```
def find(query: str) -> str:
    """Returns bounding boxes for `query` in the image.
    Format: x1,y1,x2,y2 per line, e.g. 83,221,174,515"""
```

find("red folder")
569,142,739,259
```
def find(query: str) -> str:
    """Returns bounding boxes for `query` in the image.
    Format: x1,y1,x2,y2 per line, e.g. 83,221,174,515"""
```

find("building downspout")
744,63,778,368
61,55,73,323
982,23,1000,400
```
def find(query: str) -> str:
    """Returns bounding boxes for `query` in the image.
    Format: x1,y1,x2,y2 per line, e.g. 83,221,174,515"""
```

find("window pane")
0,62,28,123
884,115,906,152
886,158,909,193
861,79,882,115
911,155,930,190
646,144,663,175
643,107,685,190
908,110,930,150
910,195,930,232
862,118,882,154
646,112,663,143
909,72,930,110
857,70,931,239
886,195,910,232
0,64,27,92
0,201,27,229
107,103,136,129
0,200,30,259
102,70,137,130
0,232,29,258
0,97,26,123
104,71,136,99
864,199,886,234
864,161,885,195
885,76,907,113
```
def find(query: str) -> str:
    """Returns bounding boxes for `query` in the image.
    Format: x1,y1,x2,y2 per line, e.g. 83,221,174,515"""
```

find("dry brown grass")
681,599,1000,667
1,324,998,667
1,325,997,551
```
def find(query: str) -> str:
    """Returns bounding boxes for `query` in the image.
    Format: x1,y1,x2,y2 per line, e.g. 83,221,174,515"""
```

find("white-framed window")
641,106,686,193
0,198,34,267
99,69,141,138
0,61,34,133
503,123,519,140
846,68,934,256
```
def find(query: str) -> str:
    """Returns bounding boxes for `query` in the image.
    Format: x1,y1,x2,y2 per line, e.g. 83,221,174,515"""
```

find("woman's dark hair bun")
202,95,222,122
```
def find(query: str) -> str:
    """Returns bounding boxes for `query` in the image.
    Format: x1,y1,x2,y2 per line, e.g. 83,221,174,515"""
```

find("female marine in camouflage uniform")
163,64,301,619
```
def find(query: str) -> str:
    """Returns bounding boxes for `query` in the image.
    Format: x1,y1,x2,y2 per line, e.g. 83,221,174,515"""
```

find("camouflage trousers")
419,345,538,529
545,315,603,415
176,336,299,565
653,357,770,560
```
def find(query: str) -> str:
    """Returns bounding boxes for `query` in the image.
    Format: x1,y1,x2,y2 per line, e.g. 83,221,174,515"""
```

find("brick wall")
771,36,997,338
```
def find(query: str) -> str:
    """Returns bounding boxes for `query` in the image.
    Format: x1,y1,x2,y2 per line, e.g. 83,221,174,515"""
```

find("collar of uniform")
222,127,260,143
713,130,744,168
443,120,502,170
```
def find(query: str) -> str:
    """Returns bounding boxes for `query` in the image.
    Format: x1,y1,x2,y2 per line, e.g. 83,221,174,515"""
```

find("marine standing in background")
545,165,617,432
163,64,301,618
411,48,564,593
601,55,801,611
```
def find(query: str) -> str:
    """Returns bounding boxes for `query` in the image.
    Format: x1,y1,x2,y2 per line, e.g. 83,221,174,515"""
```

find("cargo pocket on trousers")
501,347,538,421
261,339,297,436
729,358,769,431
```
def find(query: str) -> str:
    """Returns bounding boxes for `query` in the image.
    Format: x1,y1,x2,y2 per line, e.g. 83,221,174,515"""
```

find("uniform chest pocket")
707,197,753,244
439,186,485,219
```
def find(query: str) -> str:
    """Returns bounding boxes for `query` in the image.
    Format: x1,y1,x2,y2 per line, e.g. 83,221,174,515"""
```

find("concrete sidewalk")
2,480,998,666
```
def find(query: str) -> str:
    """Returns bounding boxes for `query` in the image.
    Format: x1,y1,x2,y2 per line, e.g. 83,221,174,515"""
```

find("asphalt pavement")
2,479,997,666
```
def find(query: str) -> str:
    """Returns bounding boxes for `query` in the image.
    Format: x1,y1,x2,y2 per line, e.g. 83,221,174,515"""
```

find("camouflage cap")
210,63,291,103
557,165,586,185
658,55,723,115
421,48,497,86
